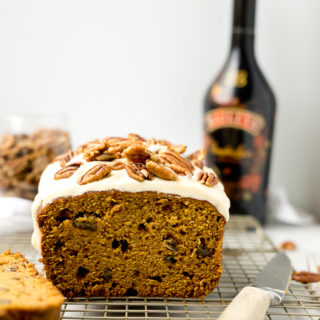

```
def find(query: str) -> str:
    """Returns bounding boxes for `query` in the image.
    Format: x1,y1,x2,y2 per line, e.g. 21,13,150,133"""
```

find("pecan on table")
292,271,320,283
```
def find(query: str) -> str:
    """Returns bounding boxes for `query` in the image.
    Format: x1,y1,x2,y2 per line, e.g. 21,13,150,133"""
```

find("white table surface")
264,222,320,271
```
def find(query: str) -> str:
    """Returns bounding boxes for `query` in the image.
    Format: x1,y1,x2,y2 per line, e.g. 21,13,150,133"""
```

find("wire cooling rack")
1,215,320,320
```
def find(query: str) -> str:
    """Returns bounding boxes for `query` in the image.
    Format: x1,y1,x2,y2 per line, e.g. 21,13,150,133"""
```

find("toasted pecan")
122,145,150,163
124,163,145,182
280,241,296,251
292,271,320,283
197,171,219,187
168,144,187,154
95,153,120,161
111,160,125,170
78,164,111,185
128,133,146,142
192,159,204,170
159,149,194,174
54,163,82,180
187,148,205,162
146,160,177,181
55,151,75,168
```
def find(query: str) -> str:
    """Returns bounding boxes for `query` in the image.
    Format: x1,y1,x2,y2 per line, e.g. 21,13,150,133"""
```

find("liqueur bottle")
203,0,276,224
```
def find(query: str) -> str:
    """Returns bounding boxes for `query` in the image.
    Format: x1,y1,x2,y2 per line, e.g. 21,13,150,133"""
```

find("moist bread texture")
0,250,63,320
32,134,230,298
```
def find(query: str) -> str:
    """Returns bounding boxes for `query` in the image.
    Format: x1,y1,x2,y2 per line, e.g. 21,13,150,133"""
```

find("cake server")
218,252,291,320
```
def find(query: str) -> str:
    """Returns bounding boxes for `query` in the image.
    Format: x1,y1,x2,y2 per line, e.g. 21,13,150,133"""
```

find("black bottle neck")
230,0,256,56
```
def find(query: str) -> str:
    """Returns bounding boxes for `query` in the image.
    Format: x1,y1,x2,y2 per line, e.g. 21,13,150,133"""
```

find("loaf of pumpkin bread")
32,134,230,298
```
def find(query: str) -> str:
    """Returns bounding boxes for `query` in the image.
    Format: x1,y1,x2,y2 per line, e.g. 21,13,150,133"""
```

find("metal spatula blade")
252,252,291,305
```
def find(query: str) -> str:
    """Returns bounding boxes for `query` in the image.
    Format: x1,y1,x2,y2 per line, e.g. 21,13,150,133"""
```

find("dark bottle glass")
203,0,276,224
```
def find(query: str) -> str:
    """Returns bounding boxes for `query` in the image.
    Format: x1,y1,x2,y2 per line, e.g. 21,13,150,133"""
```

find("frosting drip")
32,145,230,251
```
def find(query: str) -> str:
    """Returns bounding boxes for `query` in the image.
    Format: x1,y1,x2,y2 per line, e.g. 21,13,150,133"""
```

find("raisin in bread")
32,134,230,298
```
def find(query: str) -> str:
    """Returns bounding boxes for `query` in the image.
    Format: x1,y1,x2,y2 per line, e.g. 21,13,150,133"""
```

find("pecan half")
280,241,296,251
168,144,186,154
107,141,132,153
78,164,111,185
54,162,82,180
187,148,205,162
95,152,120,161
82,141,109,161
146,160,177,181
55,151,75,167
122,145,150,163
197,171,219,187
158,149,194,175
136,163,152,180
157,139,172,146
128,133,146,142
124,163,145,182
292,271,320,283
146,138,172,147
111,160,125,170
146,138,156,146
158,156,188,175
192,159,204,170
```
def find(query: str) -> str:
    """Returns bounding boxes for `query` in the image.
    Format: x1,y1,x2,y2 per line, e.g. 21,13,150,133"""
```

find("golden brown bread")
38,190,226,298
0,250,64,320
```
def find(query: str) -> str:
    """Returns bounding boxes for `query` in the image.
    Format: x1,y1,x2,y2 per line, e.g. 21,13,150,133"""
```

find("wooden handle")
217,286,271,320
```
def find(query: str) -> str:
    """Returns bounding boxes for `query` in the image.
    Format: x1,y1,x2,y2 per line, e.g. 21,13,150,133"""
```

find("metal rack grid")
1,215,320,319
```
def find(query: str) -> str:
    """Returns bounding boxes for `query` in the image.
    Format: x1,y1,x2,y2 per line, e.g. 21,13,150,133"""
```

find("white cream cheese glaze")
32,151,230,251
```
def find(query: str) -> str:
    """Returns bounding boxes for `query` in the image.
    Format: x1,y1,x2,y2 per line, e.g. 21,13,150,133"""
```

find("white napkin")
0,196,33,234
267,185,315,226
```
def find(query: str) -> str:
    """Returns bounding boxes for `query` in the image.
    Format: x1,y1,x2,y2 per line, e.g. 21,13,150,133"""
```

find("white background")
0,0,319,217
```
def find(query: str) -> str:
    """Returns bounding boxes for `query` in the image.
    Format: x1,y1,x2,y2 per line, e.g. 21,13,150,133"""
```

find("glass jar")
0,114,71,200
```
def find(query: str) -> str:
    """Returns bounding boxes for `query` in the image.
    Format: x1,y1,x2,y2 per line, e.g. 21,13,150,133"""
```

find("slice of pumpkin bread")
0,250,64,320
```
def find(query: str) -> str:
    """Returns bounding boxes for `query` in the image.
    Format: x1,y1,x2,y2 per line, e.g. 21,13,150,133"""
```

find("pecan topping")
128,133,146,142
54,162,82,180
187,148,205,162
192,159,204,170
146,160,177,181
197,171,219,187
122,145,150,163
137,163,152,180
292,271,320,283
83,141,108,161
168,144,187,154
107,141,132,153
78,164,111,185
157,139,172,146
55,151,75,167
146,138,171,146
124,163,145,182
146,138,156,146
95,153,120,161
111,160,125,170
68,134,218,185
158,149,194,175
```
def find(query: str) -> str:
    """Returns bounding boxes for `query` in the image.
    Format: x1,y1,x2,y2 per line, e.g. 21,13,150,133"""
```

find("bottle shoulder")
204,53,276,112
